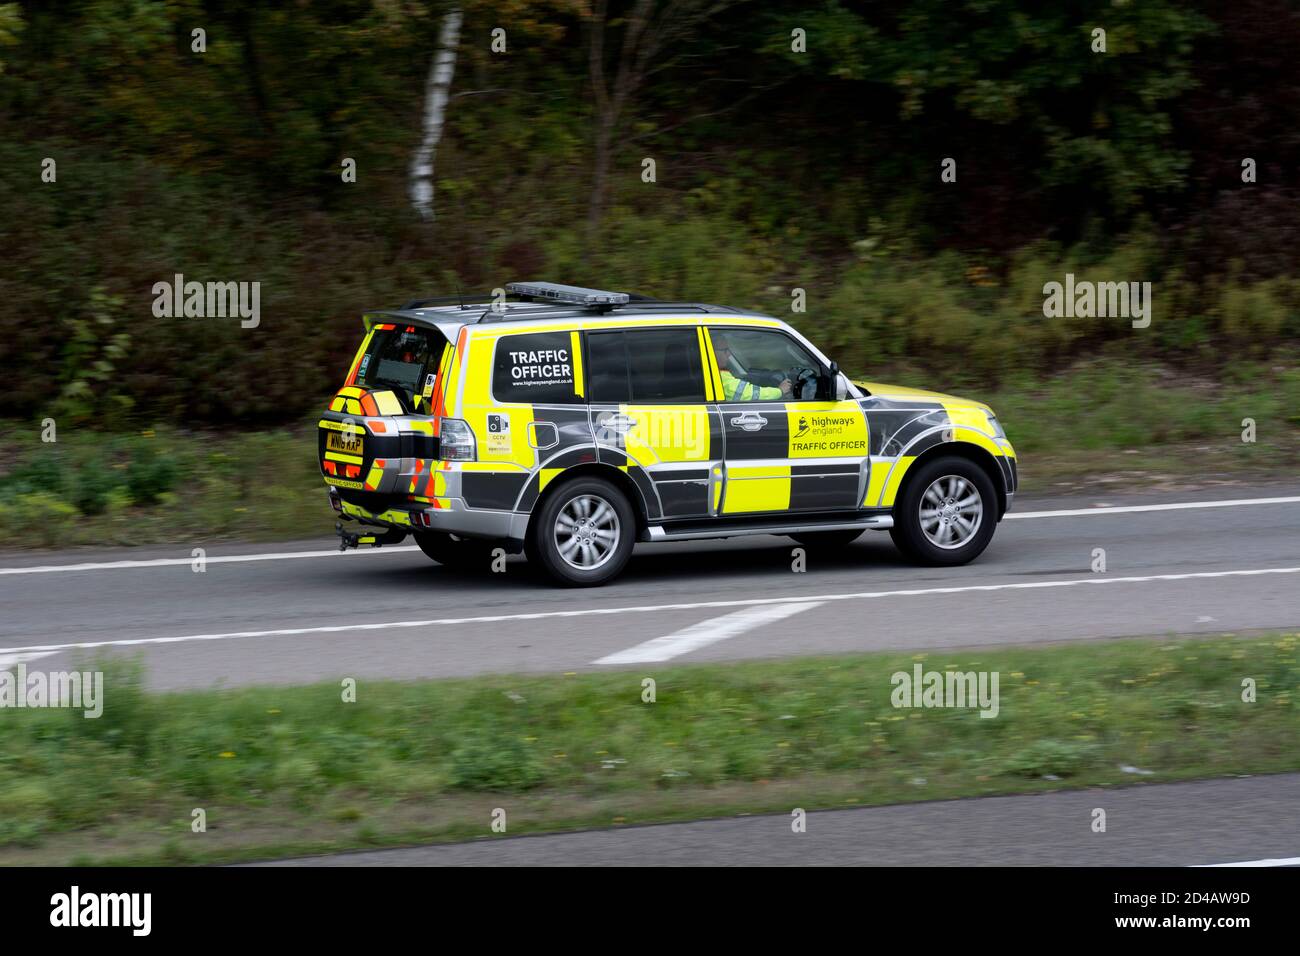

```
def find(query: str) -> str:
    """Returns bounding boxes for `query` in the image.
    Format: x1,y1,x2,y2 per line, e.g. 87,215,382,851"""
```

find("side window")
626,328,706,403
709,327,821,402
586,331,630,403
492,331,580,404
585,329,707,404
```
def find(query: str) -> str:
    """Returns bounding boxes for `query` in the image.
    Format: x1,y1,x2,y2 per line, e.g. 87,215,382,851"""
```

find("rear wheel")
413,530,499,570
528,476,635,587
787,529,864,549
889,456,998,566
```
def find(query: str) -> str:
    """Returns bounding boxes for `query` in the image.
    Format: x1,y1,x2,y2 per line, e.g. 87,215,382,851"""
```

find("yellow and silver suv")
319,282,1018,586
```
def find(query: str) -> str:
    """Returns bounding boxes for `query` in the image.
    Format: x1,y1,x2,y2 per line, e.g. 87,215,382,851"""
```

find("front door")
705,326,868,514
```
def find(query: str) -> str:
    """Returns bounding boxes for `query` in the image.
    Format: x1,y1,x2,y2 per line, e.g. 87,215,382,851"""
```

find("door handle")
603,413,638,431
729,412,768,432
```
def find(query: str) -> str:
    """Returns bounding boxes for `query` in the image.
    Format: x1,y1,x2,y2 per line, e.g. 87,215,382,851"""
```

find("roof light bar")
505,282,629,308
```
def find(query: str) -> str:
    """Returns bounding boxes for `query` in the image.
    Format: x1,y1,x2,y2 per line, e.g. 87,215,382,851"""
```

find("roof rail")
400,292,498,310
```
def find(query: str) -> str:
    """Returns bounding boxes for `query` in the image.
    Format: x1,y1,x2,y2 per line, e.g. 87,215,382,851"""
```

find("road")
263,772,1300,867
1,484,1298,691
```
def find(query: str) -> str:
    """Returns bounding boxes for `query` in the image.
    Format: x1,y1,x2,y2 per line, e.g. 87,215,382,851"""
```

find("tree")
410,6,464,221
583,0,738,231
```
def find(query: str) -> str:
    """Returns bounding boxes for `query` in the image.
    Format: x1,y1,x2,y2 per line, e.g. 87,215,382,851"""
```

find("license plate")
327,431,363,455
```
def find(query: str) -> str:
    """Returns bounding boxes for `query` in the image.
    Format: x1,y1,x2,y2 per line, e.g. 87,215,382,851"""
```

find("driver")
713,333,793,401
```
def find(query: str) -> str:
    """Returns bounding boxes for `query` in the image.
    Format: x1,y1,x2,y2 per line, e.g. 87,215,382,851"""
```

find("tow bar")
336,522,408,551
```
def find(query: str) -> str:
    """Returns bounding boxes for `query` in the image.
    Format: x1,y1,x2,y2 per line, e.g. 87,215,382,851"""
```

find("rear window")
356,326,441,396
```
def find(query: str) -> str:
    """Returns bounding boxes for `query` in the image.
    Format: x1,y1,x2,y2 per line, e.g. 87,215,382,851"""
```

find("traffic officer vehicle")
319,282,1018,586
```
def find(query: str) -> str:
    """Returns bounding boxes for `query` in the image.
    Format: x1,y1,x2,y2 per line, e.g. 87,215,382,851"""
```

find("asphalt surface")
265,773,1300,867
1,483,1298,691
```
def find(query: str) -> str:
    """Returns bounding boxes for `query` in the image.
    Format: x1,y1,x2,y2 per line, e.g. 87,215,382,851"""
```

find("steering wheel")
787,365,818,400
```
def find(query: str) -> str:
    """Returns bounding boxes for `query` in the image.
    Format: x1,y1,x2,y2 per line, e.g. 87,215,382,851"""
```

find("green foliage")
0,1,1294,427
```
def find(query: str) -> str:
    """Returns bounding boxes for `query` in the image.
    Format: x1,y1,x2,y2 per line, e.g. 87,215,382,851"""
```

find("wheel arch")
895,441,1009,519
525,462,651,541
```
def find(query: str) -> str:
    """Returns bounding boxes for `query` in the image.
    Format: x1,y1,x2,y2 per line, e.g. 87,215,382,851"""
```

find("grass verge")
1,633,1297,865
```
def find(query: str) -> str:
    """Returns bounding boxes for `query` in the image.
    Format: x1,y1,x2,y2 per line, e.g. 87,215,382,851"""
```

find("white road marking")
594,601,822,665
1006,495,1300,519
0,565,1295,657
0,651,58,669
0,546,420,575
1197,857,1300,867
0,495,1295,576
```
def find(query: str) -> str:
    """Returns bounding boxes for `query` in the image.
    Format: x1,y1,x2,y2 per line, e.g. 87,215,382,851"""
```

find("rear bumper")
332,489,527,548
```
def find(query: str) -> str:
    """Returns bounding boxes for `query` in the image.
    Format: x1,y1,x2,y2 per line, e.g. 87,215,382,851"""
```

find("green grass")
0,358,1296,550
0,422,326,548
1,633,1297,865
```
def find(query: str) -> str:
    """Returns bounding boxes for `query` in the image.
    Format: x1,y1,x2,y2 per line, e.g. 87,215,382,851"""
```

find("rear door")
585,326,722,520
705,326,869,514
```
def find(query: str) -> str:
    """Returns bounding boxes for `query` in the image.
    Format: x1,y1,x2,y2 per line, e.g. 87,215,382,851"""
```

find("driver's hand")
779,378,794,396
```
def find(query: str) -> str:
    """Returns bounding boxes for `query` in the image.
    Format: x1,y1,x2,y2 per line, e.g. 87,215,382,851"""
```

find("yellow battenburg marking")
329,396,346,412
864,464,889,507
344,330,374,386
728,465,791,479
443,336,464,411
723,474,791,513
373,391,403,416
538,467,564,493
701,330,725,399
570,331,585,398
621,404,710,465
881,456,916,507
696,328,716,401
345,398,362,416
324,451,363,465
465,406,535,466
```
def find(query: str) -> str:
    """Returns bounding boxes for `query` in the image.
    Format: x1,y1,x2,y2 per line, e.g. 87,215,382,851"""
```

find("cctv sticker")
485,413,512,456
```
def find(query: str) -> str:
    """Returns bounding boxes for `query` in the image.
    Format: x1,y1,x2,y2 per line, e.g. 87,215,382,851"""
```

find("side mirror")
826,361,847,401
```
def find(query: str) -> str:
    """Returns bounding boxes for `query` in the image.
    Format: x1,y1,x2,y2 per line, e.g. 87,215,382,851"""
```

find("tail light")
438,418,476,461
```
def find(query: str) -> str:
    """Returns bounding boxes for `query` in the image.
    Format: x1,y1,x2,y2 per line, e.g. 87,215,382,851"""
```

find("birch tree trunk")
409,7,463,222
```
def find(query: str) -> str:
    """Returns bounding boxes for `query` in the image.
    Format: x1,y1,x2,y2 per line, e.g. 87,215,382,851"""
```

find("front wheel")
889,456,998,566
528,476,635,587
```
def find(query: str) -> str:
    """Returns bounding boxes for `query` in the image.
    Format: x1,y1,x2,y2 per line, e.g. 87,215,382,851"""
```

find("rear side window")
492,331,580,404
586,328,706,404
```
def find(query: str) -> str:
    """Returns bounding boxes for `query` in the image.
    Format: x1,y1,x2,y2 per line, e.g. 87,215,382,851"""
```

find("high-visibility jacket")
720,369,782,401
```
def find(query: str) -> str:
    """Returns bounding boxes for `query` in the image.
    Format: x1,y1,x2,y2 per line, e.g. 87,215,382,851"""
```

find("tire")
528,476,635,587
889,455,998,566
413,530,499,570
787,529,864,549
